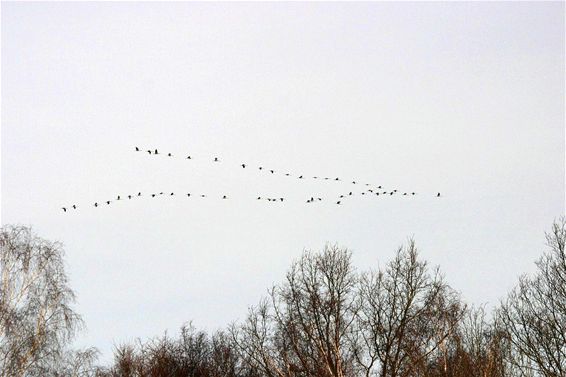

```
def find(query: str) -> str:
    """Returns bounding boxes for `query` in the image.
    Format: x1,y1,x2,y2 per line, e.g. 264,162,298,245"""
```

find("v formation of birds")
60,147,442,212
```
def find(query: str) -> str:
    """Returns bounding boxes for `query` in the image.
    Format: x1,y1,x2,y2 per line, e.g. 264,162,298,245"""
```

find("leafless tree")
497,218,566,377
0,225,96,377
232,245,359,377
351,240,465,377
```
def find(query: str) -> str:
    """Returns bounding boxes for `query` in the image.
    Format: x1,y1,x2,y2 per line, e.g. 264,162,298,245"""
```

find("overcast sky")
2,1,564,363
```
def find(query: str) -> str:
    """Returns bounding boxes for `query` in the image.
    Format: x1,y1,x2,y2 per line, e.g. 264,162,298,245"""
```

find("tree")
352,240,465,377
232,245,359,377
496,218,566,377
0,225,96,377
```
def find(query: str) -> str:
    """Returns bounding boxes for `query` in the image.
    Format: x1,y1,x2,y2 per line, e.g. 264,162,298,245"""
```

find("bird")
135,146,140,151
318,198,322,201
306,199,311,203
187,156,192,160
403,193,407,196
352,181,356,184
376,193,380,196
128,195,132,199
241,164,246,168
390,192,394,195
270,170,275,174
362,192,366,195
335,177,340,181
170,192,174,196
117,195,121,200
259,167,263,170
187,193,191,197
336,201,341,205
214,157,219,162
298,175,303,179
138,192,142,196
268,198,272,202
285,173,290,176
159,192,164,195
106,201,111,205
437,192,441,197
412,192,416,195
339,195,344,198
378,186,382,189
349,192,353,196
151,194,156,198
368,189,373,193
201,194,206,198
324,177,330,180
147,150,152,154
167,153,173,157
280,198,284,202
222,195,227,199
313,176,318,179
154,149,159,154
62,207,67,212
257,196,261,200
94,202,98,207
72,205,77,209
310,197,314,202
393,189,398,192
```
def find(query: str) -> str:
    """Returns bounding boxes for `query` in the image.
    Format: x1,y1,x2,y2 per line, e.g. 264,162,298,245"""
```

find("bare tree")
232,245,359,377
352,240,465,377
0,225,95,377
497,218,566,377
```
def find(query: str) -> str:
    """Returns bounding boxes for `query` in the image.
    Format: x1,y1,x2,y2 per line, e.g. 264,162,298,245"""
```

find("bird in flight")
94,202,98,207
167,153,173,157
241,164,246,168
72,205,77,209
147,150,152,154
170,192,174,196
151,194,156,197
187,156,192,159
117,195,121,200
437,192,441,197
298,175,303,179
222,195,227,199
138,192,142,196
135,147,140,151
128,195,132,199
201,194,206,198
154,149,159,155
336,201,341,205
187,193,191,197
214,157,219,162
106,201,111,205
62,207,67,212
270,170,275,174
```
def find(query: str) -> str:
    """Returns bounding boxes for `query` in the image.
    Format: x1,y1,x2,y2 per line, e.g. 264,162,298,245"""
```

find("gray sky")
2,1,564,363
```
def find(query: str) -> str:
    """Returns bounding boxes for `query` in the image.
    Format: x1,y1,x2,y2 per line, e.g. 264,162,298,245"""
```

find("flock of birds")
60,147,442,212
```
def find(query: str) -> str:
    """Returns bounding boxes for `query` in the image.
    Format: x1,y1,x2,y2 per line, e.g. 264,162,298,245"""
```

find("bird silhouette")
349,192,353,196
135,147,140,151
403,193,407,196
117,195,121,200
151,194,156,198
187,156,192,159
167,153,173,157
368,189,373,193
259,167,263,170
340,195,344,198
106,201,111,205
318,198,322,201
390,192,394,195
412,192,416,195
138,192,142,196
336,201,341,205
280,198,284,202
159,192,164,195
352,181,356,184
147,150,152,154
242,164,246,168
437,192,441,197
170,193,174,196
222,195,227,199
154,149,159,154
187,193,191,197
313,176,318,179
257,196,261,200
335,178,340,181
128,195,132,199
62,207,67,212
214,157,219,162
298,175,303,179
72,205,77,209
324,177,329,180
361,192,366,195
285,173,290,176
378,186,382,189
270,170,275,174
94,202,98,207
201,194,206,198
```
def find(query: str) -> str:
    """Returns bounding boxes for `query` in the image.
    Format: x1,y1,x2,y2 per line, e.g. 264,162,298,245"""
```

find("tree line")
1,219,565,376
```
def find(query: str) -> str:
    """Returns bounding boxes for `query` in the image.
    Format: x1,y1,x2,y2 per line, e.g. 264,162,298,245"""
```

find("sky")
2,1,564,364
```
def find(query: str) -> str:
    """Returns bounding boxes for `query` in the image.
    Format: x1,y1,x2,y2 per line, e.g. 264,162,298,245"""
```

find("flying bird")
257,196,261,200
280,198,284,202
285,173,290,176
128,195,132,199
167,153,173,157
187,156,192,159
62,207,67,212
298,175,303,179
117,195,121,200
437,192,441,197
201,194,206,198
154,149,159,154
138,192,142,196
222,195,227,199
214,157,219,162
135,147,140,151
170,193,174,196
72,205,77,209
270,170,275,174
106,201,111,205
412,192,416,195
151,194,156,198
259,167,263,170
187,193,191,197
94,202,98,207
241,164,246,168
349,192,353,196
147,150,152,154
336,201,341,205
